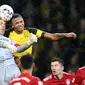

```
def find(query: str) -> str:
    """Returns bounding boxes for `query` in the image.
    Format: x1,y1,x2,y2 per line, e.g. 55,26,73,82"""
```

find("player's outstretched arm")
0,33,37,53
44,32,77,40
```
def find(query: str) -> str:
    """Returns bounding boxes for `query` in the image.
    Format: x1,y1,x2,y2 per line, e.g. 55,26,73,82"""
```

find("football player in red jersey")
43,58,76,85
8,54,43,85
75,66,85,85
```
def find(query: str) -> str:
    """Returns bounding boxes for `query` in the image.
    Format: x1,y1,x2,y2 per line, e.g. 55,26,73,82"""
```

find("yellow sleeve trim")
36,29,43,38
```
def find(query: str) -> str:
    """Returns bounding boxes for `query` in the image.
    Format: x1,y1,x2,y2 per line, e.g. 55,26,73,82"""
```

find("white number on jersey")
38,81,43,85
14,82,21,85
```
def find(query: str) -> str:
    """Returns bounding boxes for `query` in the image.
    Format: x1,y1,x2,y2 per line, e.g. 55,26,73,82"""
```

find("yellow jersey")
5,27,45,59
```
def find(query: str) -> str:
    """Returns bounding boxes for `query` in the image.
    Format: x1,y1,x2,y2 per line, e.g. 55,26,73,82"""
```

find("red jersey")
80,79,85,85
8,73,43,85
43,72,76,85
75,67,85,85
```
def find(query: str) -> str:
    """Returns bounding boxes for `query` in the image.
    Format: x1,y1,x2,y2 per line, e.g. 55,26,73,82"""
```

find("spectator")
66,53,79,74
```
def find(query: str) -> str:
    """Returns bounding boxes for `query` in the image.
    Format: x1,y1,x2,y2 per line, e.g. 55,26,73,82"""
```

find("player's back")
8,73,42,85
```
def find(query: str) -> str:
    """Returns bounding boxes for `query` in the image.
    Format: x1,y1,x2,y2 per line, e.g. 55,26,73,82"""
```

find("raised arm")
27,27,77,40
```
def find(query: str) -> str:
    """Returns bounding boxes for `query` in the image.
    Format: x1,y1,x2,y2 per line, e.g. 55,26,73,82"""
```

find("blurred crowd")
1,0,85,79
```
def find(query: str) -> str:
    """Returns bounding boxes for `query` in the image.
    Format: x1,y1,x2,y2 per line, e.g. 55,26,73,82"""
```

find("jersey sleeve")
26,27,45,38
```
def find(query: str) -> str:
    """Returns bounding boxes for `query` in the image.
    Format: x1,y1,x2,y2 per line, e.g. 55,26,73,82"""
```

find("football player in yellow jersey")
4,13,77,69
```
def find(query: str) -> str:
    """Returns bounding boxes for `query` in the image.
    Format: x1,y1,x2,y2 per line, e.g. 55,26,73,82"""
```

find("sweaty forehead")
12,17,23,23
51,61,63,67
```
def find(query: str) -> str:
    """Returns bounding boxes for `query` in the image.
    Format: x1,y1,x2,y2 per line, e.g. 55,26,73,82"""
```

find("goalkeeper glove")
27,33,37,45
4,44,17,53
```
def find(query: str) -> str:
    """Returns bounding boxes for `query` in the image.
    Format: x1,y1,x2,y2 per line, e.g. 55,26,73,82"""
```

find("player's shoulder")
31,76,43,85
78,66,85,70
63,72,73,77
76,66,85,74
63,72,75,83
31,76,40,81
26,27,38,31
63,72,71,75
43,74,52,81
25,27,38,34
23,29,29,33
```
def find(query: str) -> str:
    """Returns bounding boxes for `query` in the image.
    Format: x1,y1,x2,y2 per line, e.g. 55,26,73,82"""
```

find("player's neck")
14,29,23,34
54,72,63,80
22,69,32,75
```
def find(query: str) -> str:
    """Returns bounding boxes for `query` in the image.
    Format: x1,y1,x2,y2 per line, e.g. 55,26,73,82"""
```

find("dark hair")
20,54,34,69
12,13,22,19
51,58,64,66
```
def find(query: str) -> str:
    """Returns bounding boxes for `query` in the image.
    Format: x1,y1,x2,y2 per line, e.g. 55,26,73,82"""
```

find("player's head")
0,19,6,35
11,13,25,33
51,58,64,76
20,54,34,70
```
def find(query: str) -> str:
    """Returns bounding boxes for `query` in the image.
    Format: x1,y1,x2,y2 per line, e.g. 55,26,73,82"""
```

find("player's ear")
12,23,14,28
12,25,14,28
33,63,35,68
61,66,64,71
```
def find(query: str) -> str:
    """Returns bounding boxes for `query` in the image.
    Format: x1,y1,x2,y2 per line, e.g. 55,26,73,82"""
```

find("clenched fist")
64,32,77,39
